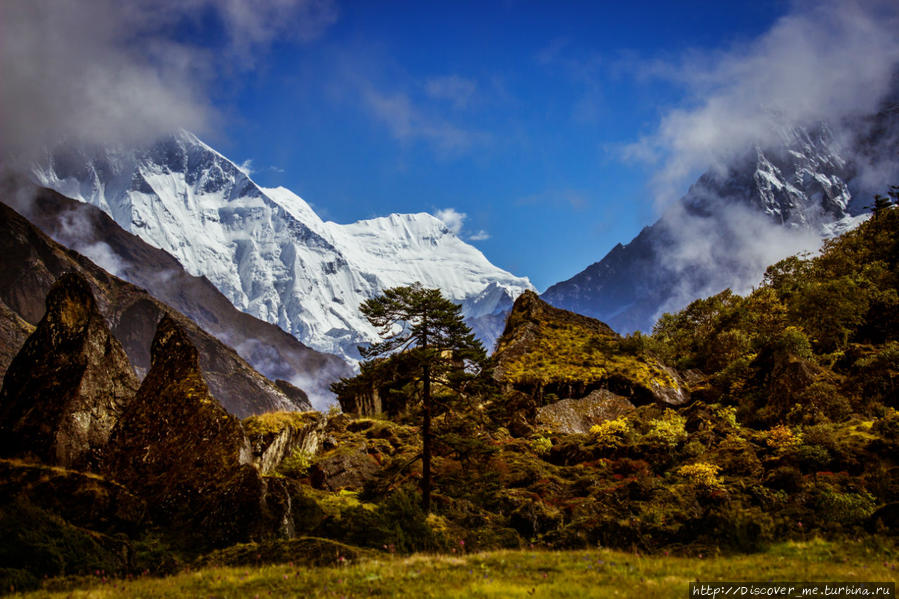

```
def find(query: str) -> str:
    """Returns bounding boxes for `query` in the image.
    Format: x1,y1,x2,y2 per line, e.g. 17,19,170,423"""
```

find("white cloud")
361,85,488,155
468,230,490,241
237,159,255,176
624,0,899,206
0,0,337,162
434,208,466,235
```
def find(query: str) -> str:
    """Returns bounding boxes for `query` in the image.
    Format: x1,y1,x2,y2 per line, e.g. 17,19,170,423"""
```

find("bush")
589,416,631,448
706,503,775,552
764,425,803,455
776,326,814,360
279,447,313,478
790,381,852,423
872,408,899,443
814,487,877,527
531,436,553,456
677,463,723,489
644,409,687,449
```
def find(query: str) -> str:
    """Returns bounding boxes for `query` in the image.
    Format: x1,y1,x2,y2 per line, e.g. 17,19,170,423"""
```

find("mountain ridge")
542,109,897,333
33,132,534,360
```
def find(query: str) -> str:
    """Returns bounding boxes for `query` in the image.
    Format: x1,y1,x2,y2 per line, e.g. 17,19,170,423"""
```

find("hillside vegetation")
1,199,898,595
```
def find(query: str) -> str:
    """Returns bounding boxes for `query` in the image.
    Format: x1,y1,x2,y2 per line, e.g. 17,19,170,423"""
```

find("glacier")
33,131,534,361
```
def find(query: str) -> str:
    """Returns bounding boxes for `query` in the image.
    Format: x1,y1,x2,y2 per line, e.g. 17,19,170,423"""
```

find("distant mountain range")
33,132,534,360
542,99,899,333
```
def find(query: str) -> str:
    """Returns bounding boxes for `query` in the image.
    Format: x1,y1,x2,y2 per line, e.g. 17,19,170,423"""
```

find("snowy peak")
684,122,854,232
543,110,897,336
34,132,534,362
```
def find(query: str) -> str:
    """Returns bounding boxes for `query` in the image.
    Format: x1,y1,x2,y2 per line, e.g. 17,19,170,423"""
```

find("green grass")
14,538,897,598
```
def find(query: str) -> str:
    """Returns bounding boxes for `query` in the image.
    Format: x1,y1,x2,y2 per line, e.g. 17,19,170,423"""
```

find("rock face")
493,291,688,409
0,273,138,470
0,194,314,417
334,352,423,418
0,298,34,381
105,315,278,546
536,390,635,434
244,411,328,476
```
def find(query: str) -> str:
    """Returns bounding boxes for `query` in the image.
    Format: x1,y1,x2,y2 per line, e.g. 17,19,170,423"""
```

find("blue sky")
6,1,898,292
204,1,788,290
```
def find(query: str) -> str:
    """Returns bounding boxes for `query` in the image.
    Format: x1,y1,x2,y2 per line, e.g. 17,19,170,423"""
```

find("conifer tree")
358,283,486,512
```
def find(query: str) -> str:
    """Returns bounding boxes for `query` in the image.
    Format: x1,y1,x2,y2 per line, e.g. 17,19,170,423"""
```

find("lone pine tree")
358,283,486,512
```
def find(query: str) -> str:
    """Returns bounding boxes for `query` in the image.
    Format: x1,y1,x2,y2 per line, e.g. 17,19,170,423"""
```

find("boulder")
536,389,635,434
0,273,138,470
244,411,328,475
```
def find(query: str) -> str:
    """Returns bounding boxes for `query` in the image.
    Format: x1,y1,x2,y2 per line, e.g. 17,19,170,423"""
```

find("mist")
622,0,899,327
626,0,899,205
0,0,336,164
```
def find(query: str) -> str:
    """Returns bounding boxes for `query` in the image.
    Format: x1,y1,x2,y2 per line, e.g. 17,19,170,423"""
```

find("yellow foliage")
499,317,679,391
589,416,631,448
645,409,687,448
765,425,803,454
677,462,723,489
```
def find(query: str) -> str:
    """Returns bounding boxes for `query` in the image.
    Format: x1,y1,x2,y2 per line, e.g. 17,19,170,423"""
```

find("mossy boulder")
0,272,138,470
493,291,688,409
243,411,325,475
104,315,286,548
536,389,635,434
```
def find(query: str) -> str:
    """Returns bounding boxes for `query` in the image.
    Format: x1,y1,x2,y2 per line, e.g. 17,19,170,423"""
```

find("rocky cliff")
0,273,138,470
493,291,688,409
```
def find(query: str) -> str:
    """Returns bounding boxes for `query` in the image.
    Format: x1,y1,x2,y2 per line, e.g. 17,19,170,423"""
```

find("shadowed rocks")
0,273,138,470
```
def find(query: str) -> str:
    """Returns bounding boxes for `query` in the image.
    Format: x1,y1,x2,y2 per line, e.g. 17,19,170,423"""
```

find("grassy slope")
17,539,897,598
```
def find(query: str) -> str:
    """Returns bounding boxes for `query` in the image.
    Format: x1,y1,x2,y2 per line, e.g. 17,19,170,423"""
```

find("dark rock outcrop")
0,298,34,381
493,291,688,410
104,316,288,547
0,458,145,536
0,273,138,470
0,191,319,416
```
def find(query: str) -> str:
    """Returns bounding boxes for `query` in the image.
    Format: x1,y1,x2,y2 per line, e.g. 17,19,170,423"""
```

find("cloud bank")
626,0,899,206
0,0,337,163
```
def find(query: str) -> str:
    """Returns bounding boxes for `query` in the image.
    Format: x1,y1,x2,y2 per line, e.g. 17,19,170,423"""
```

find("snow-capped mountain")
34,131,534,360
542,106,898,334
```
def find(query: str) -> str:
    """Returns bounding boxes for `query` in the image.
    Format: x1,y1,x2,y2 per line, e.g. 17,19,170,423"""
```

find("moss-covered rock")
536,389,635,434
104,315,285,548
195,536,372,568
243,411,325,475
0,273,138,471
493,291,688,410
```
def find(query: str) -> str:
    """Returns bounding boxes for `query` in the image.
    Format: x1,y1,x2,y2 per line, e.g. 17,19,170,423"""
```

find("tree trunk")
421,361,432,513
